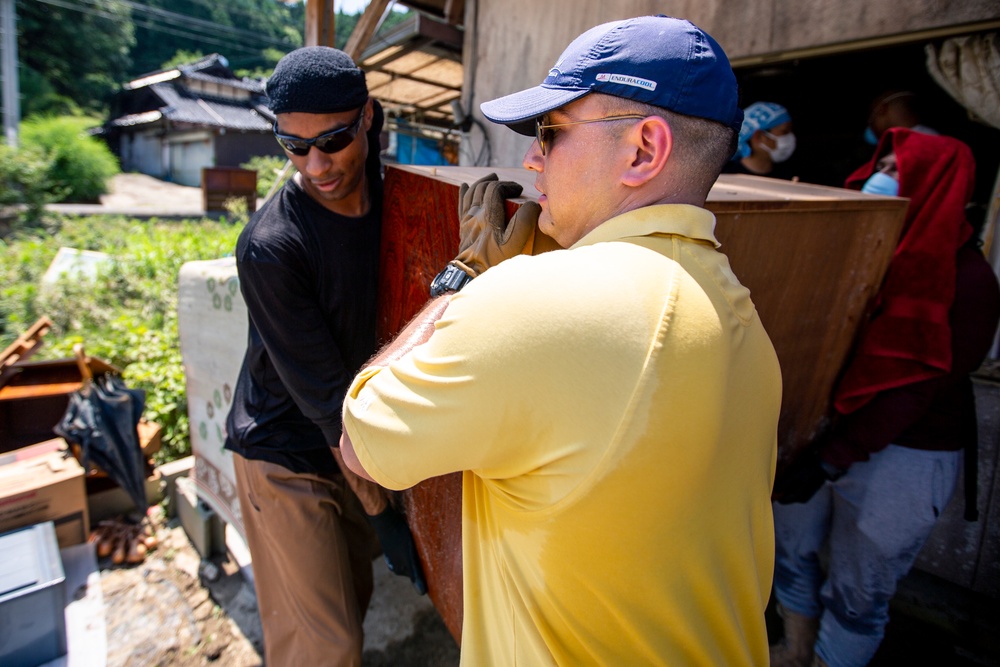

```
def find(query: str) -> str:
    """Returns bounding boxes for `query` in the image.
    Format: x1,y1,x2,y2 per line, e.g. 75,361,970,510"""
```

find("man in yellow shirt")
341,15,782,665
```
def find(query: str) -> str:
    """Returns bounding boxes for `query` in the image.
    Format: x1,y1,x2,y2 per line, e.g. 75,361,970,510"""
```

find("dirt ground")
98,517,262,667
97,510,460,666
46,172,260,218
99,173,207,212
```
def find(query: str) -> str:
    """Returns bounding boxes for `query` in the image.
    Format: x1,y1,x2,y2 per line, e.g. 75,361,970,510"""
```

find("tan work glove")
451,173,542,278
525,224,562,255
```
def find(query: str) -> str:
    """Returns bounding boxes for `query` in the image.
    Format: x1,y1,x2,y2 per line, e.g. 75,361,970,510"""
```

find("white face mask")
762,131,796,163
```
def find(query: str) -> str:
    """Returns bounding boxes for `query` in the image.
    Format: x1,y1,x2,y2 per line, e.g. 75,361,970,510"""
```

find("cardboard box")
0,521,67,666
0,438,89,547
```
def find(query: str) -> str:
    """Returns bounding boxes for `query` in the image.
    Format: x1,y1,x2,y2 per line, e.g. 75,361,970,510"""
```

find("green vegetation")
17,0,134,118
241,155,295,199
0,115,119,232
0,143,56,229
20,116,120,204
16,1,412,121
0,214,243,463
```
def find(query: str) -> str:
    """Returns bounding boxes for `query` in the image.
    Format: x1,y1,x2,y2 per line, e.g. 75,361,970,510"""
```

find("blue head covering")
734,101,791,159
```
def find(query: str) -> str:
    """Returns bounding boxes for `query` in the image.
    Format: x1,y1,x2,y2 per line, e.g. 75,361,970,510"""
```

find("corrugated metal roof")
359,13,463,128
182,70,266,94
151,83,271,131
112,53,271,134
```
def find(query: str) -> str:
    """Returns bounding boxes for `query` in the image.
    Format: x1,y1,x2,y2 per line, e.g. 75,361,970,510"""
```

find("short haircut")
596,94,738,193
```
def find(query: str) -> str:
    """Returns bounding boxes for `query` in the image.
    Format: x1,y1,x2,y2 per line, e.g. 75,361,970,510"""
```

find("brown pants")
233,454,377,667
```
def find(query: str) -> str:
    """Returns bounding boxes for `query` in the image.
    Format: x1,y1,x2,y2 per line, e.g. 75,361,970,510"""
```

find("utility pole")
305,0,336,47
0,0,18,147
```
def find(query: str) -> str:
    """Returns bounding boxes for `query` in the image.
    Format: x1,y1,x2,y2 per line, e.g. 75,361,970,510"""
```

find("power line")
111,0,297,49
29,0,276,56
28,0,128,24
30,0,297,51
175,0,302,30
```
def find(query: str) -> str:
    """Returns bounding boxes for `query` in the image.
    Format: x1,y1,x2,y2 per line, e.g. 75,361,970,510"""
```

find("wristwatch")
430,264,473,297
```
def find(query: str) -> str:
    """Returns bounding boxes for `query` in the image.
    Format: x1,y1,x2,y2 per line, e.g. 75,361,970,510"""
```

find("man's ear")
363,97,375,131
621,116,671,187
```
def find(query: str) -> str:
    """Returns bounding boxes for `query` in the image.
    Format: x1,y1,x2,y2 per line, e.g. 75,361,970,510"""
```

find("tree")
335,6,411,51
17,0,135,117
128,0,302,77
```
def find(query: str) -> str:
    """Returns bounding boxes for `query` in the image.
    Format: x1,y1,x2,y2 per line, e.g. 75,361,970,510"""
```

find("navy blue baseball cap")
480,15,742,135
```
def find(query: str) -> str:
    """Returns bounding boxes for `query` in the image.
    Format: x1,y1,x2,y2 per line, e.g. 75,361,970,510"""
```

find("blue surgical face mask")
861,171,899,196
864,126,879,146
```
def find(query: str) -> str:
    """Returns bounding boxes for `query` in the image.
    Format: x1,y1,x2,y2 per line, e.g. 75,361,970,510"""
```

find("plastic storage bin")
0,521,67,667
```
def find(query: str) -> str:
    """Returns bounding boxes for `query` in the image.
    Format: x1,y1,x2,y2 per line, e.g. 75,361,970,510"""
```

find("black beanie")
266,46,368,115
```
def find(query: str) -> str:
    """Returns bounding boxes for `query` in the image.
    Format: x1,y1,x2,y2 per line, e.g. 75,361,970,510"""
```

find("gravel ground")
99,173,207,212
99,512,459,666
47,172,264,218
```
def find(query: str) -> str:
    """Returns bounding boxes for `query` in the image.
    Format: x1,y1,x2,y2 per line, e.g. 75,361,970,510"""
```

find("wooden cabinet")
377,164,907,641
201,167,257,213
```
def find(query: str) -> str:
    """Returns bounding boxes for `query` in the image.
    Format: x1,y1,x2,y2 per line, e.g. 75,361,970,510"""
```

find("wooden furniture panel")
201,167,257,213
709,174,905,464
0,358,119,453
377,164,907,641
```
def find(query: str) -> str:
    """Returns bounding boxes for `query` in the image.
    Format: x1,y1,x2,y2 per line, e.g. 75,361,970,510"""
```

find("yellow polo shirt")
344,204,781,666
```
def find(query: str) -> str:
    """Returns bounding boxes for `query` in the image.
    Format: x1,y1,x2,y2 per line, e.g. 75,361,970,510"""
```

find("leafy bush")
18,67,84,119
0,143,57,231
0,214,243,463
20,115,120,203
241,154,294,199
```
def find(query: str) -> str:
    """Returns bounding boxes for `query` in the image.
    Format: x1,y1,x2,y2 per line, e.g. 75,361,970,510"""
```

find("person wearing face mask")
858,151,899,197
723,101,799,180
863,89,938,146
769,127,1000,667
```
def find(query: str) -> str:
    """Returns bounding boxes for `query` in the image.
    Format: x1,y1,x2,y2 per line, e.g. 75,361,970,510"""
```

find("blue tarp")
395,132,450,165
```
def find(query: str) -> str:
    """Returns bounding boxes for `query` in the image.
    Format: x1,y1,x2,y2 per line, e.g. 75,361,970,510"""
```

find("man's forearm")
340,294,454,481
367,294,453,367
332,446,387,514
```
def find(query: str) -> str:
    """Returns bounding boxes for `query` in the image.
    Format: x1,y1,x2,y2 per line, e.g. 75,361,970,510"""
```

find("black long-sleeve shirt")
224,176,382,474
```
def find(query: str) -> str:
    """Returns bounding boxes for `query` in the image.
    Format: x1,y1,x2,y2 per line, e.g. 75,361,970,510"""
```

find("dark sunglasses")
273,109,365,156
534,114,647,156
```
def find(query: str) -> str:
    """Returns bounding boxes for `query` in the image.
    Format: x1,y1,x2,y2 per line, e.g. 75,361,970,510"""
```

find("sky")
337,0,368,11
336,0,408,14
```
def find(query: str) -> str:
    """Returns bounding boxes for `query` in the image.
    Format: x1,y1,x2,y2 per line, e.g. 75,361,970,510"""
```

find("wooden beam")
305,0,336,48
0,316,53,388
443,0,465,26
344,0,393,61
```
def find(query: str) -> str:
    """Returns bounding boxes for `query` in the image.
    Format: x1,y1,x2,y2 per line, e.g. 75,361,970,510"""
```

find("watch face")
430,265,471,297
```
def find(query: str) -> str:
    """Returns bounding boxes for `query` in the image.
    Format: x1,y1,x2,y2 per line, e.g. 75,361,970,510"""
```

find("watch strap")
430,264,473,297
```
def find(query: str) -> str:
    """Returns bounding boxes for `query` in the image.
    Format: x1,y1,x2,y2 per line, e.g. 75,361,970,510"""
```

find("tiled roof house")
103,54,282,187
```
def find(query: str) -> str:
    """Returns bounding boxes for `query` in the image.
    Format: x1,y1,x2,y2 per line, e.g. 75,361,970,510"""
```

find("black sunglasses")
273,109,365,156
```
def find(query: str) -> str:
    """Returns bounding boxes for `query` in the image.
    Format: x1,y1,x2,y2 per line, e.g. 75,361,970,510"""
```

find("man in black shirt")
225,46,424,667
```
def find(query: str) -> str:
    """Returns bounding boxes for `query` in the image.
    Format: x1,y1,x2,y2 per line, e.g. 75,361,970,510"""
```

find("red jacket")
821,128,999,466
835,128,977,413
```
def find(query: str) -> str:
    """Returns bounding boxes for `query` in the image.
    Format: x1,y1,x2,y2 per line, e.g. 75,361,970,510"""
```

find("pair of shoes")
88,516,159,565
769,604,819,667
